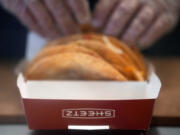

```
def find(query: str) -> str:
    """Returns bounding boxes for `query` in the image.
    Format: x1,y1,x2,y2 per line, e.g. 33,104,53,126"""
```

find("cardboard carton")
17,66,161,130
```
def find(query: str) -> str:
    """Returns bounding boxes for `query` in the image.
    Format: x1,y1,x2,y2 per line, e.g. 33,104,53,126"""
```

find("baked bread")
25,33,147,81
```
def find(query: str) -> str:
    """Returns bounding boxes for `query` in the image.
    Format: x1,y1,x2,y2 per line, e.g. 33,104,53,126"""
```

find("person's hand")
0,0,91,39
93,0,180,48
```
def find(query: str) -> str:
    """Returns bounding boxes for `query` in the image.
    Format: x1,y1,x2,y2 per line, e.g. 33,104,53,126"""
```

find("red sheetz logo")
62,108,115,119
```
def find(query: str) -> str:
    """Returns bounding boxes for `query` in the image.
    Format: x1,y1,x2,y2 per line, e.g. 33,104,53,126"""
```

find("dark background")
0,2,179,60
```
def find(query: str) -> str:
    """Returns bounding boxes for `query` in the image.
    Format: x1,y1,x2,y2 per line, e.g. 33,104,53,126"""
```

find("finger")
1,0,46,37
67,0,91,25
18,8,47,37
45,0,79,35
92,0,119,30
0,0,22,13
121,4,156,46
104,0,140,36
28,0,61,39
138,13,178,48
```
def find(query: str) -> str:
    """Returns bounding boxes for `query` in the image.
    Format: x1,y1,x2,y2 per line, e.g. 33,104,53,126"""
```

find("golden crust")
25,33,147,81
105,36,147,80
28,43,101,67
81,33,147,80
25,52,127,81
72,39,136,80
45,34,83,47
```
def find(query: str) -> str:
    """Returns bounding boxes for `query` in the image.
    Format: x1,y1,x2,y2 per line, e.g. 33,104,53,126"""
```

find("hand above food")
0,0,179,48
93,0,180,48
0,0,91,39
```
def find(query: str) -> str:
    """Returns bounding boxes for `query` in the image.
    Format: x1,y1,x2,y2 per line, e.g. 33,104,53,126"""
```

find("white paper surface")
17,70,161,100
68,125,109,130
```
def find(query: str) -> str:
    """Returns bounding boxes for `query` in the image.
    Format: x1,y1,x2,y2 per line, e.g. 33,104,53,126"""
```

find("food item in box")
25,52,126,80
25,33,147,81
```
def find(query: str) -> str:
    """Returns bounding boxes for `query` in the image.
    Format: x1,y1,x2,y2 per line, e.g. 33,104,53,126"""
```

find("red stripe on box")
23,99,155,130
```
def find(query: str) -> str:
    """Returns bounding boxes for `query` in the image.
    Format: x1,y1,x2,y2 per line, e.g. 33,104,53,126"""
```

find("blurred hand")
0,0,91,39
93,0,180,48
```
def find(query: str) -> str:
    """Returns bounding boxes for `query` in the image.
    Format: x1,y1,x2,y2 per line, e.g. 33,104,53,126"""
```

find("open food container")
17,32,161,130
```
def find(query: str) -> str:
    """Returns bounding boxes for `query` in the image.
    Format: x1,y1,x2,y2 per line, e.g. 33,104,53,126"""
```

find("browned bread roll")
25,33,147,81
